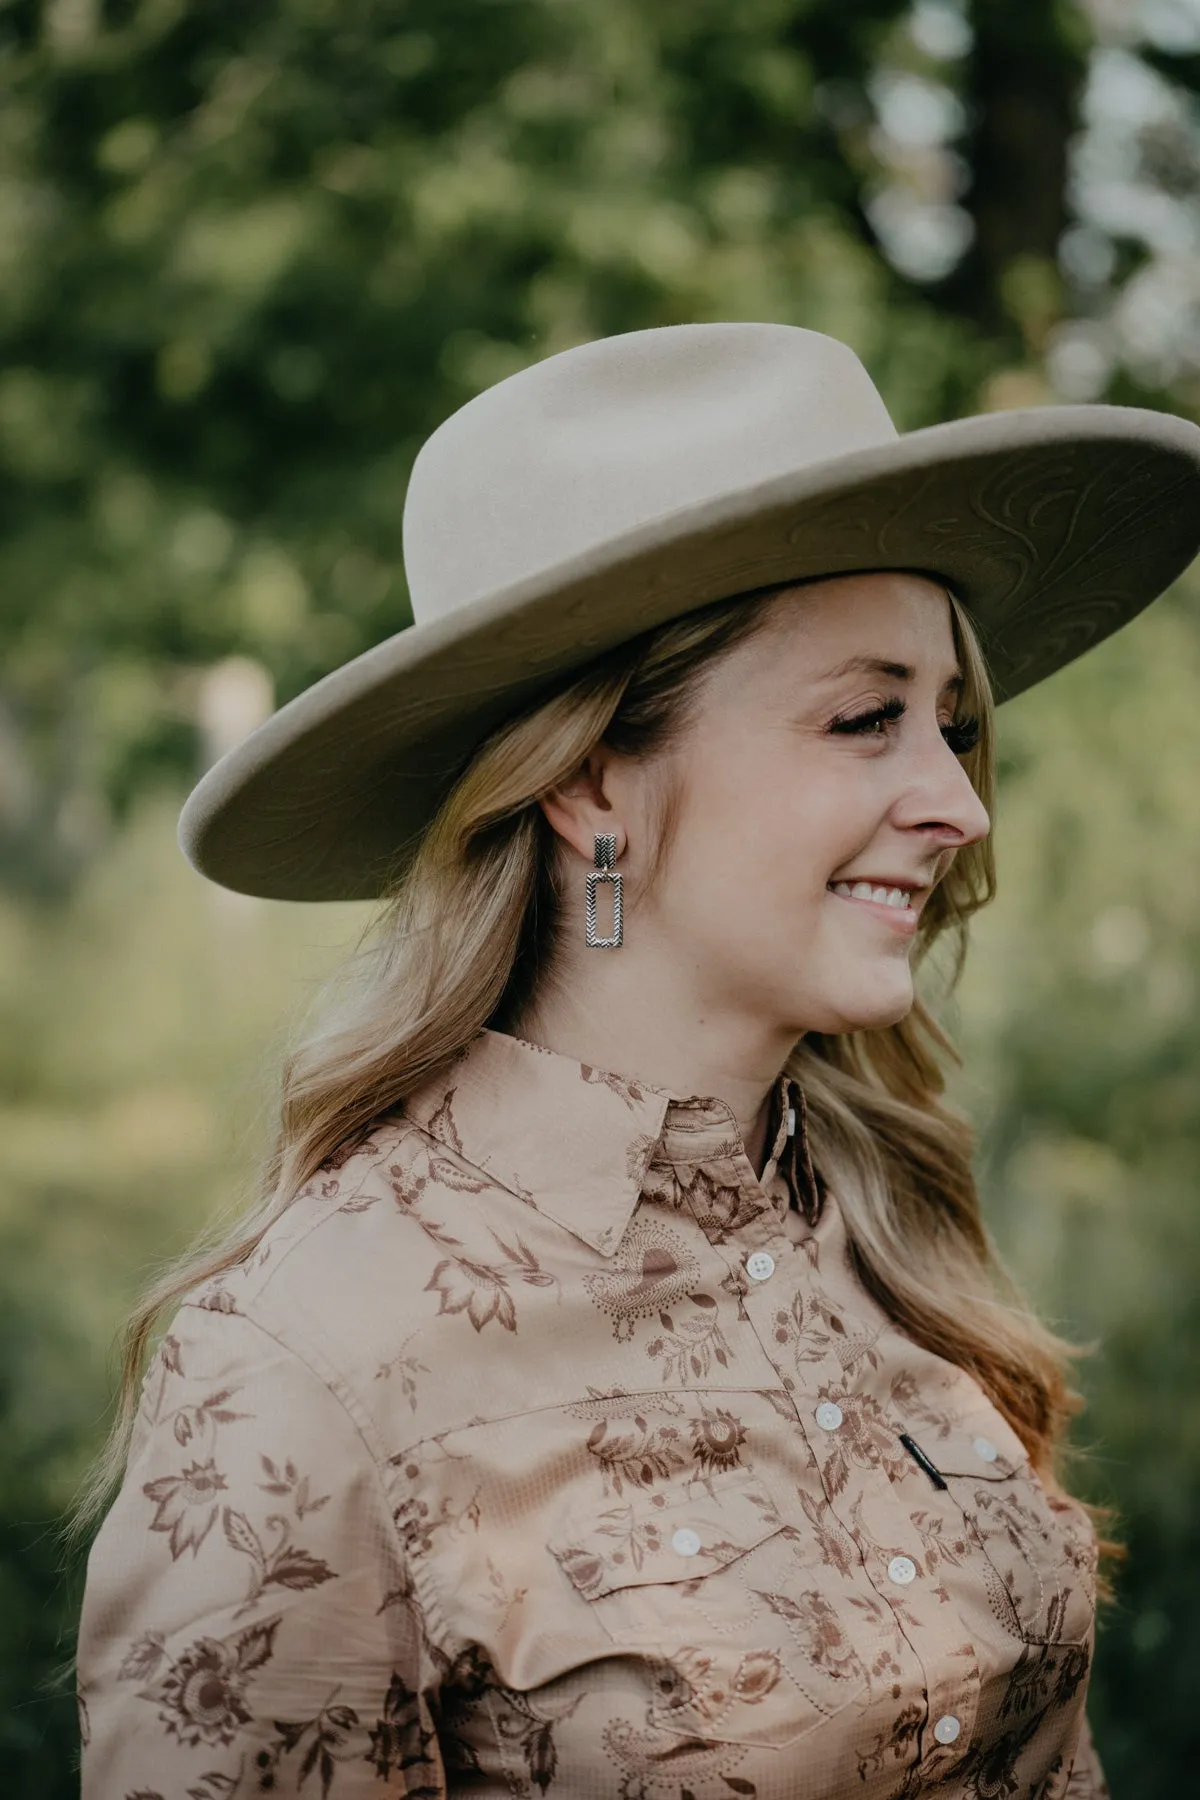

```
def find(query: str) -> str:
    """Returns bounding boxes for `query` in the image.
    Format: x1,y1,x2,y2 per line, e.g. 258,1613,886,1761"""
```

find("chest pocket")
930,1419,1098,1647
548,1468,871,1748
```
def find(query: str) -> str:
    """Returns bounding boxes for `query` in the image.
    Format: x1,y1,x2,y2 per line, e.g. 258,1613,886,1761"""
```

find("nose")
893,731,991,852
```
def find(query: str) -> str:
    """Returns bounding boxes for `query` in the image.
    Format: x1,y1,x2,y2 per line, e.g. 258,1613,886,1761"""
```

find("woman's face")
630,571,991,1038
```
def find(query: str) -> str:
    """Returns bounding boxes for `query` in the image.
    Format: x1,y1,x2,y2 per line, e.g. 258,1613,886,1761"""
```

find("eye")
941,715,980,755
829,696,906,738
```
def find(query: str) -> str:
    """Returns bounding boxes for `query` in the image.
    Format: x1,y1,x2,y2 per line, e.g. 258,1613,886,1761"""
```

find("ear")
537,745,628,865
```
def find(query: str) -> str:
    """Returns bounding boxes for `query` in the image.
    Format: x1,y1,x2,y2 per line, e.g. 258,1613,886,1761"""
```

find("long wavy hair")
59,574,1122,1604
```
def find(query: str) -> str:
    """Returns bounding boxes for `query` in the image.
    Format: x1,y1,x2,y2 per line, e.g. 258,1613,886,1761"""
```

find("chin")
809,980,915,1036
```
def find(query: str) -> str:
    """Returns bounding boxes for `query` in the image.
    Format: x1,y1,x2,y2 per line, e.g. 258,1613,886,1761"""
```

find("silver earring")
585,832,623,948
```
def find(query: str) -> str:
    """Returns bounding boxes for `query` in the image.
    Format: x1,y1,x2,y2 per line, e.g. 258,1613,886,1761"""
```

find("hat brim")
180,403,1200,901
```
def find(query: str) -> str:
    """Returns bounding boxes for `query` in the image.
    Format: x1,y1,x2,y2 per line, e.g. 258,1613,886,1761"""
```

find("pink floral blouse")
77,1026,1110,1799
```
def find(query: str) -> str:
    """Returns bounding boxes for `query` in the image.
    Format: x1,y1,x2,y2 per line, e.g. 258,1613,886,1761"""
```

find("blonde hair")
59,575,1122,1609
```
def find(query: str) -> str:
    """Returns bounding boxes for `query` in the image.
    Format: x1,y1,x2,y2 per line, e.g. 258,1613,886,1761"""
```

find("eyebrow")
818,654,964,698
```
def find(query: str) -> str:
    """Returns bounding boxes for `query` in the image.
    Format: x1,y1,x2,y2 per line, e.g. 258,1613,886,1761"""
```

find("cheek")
663,750,869,924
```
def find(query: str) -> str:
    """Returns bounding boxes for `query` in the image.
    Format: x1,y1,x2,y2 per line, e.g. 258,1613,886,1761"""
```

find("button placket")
916,1689,979,1778
669,1138,987,1771
723,1188,985,1770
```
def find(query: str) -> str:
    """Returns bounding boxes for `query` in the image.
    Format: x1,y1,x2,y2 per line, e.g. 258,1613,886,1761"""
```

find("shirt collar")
400,1027,817,1257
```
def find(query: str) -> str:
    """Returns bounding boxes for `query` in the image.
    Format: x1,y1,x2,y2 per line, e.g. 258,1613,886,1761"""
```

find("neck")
508,943,797,1179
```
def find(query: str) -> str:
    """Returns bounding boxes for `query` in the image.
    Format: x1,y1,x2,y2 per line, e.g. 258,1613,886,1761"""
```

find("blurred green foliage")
1,0,1198,1793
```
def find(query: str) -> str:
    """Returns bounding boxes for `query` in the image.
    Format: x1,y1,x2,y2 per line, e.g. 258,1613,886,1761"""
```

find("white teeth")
830,881,912,909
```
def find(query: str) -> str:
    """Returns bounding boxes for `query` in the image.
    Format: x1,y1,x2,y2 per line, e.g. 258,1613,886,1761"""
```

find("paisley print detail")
421,1092,493,1194
648,1644,784,1731
76,1028,1104,1799
584,1222,701,1341
601,1714,756,1800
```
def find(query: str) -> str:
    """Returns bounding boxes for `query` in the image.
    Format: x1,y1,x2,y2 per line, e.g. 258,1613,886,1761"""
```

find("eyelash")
829,696,981,756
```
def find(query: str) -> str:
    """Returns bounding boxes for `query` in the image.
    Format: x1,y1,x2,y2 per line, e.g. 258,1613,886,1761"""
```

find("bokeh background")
2,0,1199,1792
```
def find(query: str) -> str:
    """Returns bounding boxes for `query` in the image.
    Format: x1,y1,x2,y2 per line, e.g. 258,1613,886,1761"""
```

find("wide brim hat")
179,322,1200,901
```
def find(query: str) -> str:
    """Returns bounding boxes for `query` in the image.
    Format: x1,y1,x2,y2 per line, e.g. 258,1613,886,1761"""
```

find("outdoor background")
1,0,1199,1792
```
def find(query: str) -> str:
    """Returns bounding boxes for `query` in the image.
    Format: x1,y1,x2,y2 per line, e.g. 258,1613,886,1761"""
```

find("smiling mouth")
828,880,913,911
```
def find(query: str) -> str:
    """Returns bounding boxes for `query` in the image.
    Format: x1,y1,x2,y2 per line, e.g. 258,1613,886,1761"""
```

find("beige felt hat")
179,321,1200,901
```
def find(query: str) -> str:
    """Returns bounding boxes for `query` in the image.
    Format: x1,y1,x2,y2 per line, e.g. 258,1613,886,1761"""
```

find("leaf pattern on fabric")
365,1673,442,1794
794,1485,857,1578
586,1416,689,1495
221,1503,338,1618
256,1692,363,1797
674,1165,770,1244
77,1027,1106,1800
852,1700,925,1784
435,1646,581,1796
375,1334,430,1410
753,1589,867,1683
645,1296,735,1384
143,1460,228,1560
580,1064,650,1109
815,1390,916,1496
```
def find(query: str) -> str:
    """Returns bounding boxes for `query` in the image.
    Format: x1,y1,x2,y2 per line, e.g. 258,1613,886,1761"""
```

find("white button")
815,1402,844,1431
972,1436,998,1463
745,1251,776,1282
933,1714,961,1744
672,1528,702,1558
887,1555,917,1585
785,1106,796,1136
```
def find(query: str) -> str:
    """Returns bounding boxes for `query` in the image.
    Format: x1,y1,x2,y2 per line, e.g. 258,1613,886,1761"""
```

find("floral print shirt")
77,1026,1110,1800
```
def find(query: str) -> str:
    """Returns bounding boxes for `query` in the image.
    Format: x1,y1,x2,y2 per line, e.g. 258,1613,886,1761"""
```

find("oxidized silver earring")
585,832,623,948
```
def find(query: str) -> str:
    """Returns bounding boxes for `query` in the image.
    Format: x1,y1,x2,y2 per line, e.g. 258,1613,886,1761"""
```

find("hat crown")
402,322,898,624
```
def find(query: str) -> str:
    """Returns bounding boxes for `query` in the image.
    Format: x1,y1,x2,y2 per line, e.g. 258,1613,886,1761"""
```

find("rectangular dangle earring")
585,832,623,947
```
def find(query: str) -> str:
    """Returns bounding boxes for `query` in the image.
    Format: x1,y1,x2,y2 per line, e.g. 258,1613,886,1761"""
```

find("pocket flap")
911,1416,1030,1481
549,1470,782,1600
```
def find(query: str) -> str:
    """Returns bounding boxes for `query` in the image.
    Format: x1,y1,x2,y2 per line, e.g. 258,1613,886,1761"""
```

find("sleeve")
1063,1711,1110,1799
76,1298,445,1799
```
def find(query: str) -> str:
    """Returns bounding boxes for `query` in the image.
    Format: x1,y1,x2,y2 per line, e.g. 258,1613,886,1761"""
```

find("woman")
72,323,1200,1798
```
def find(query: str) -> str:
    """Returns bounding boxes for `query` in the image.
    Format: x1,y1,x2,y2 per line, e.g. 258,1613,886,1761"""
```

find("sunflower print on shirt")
77,1026,1108,1798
